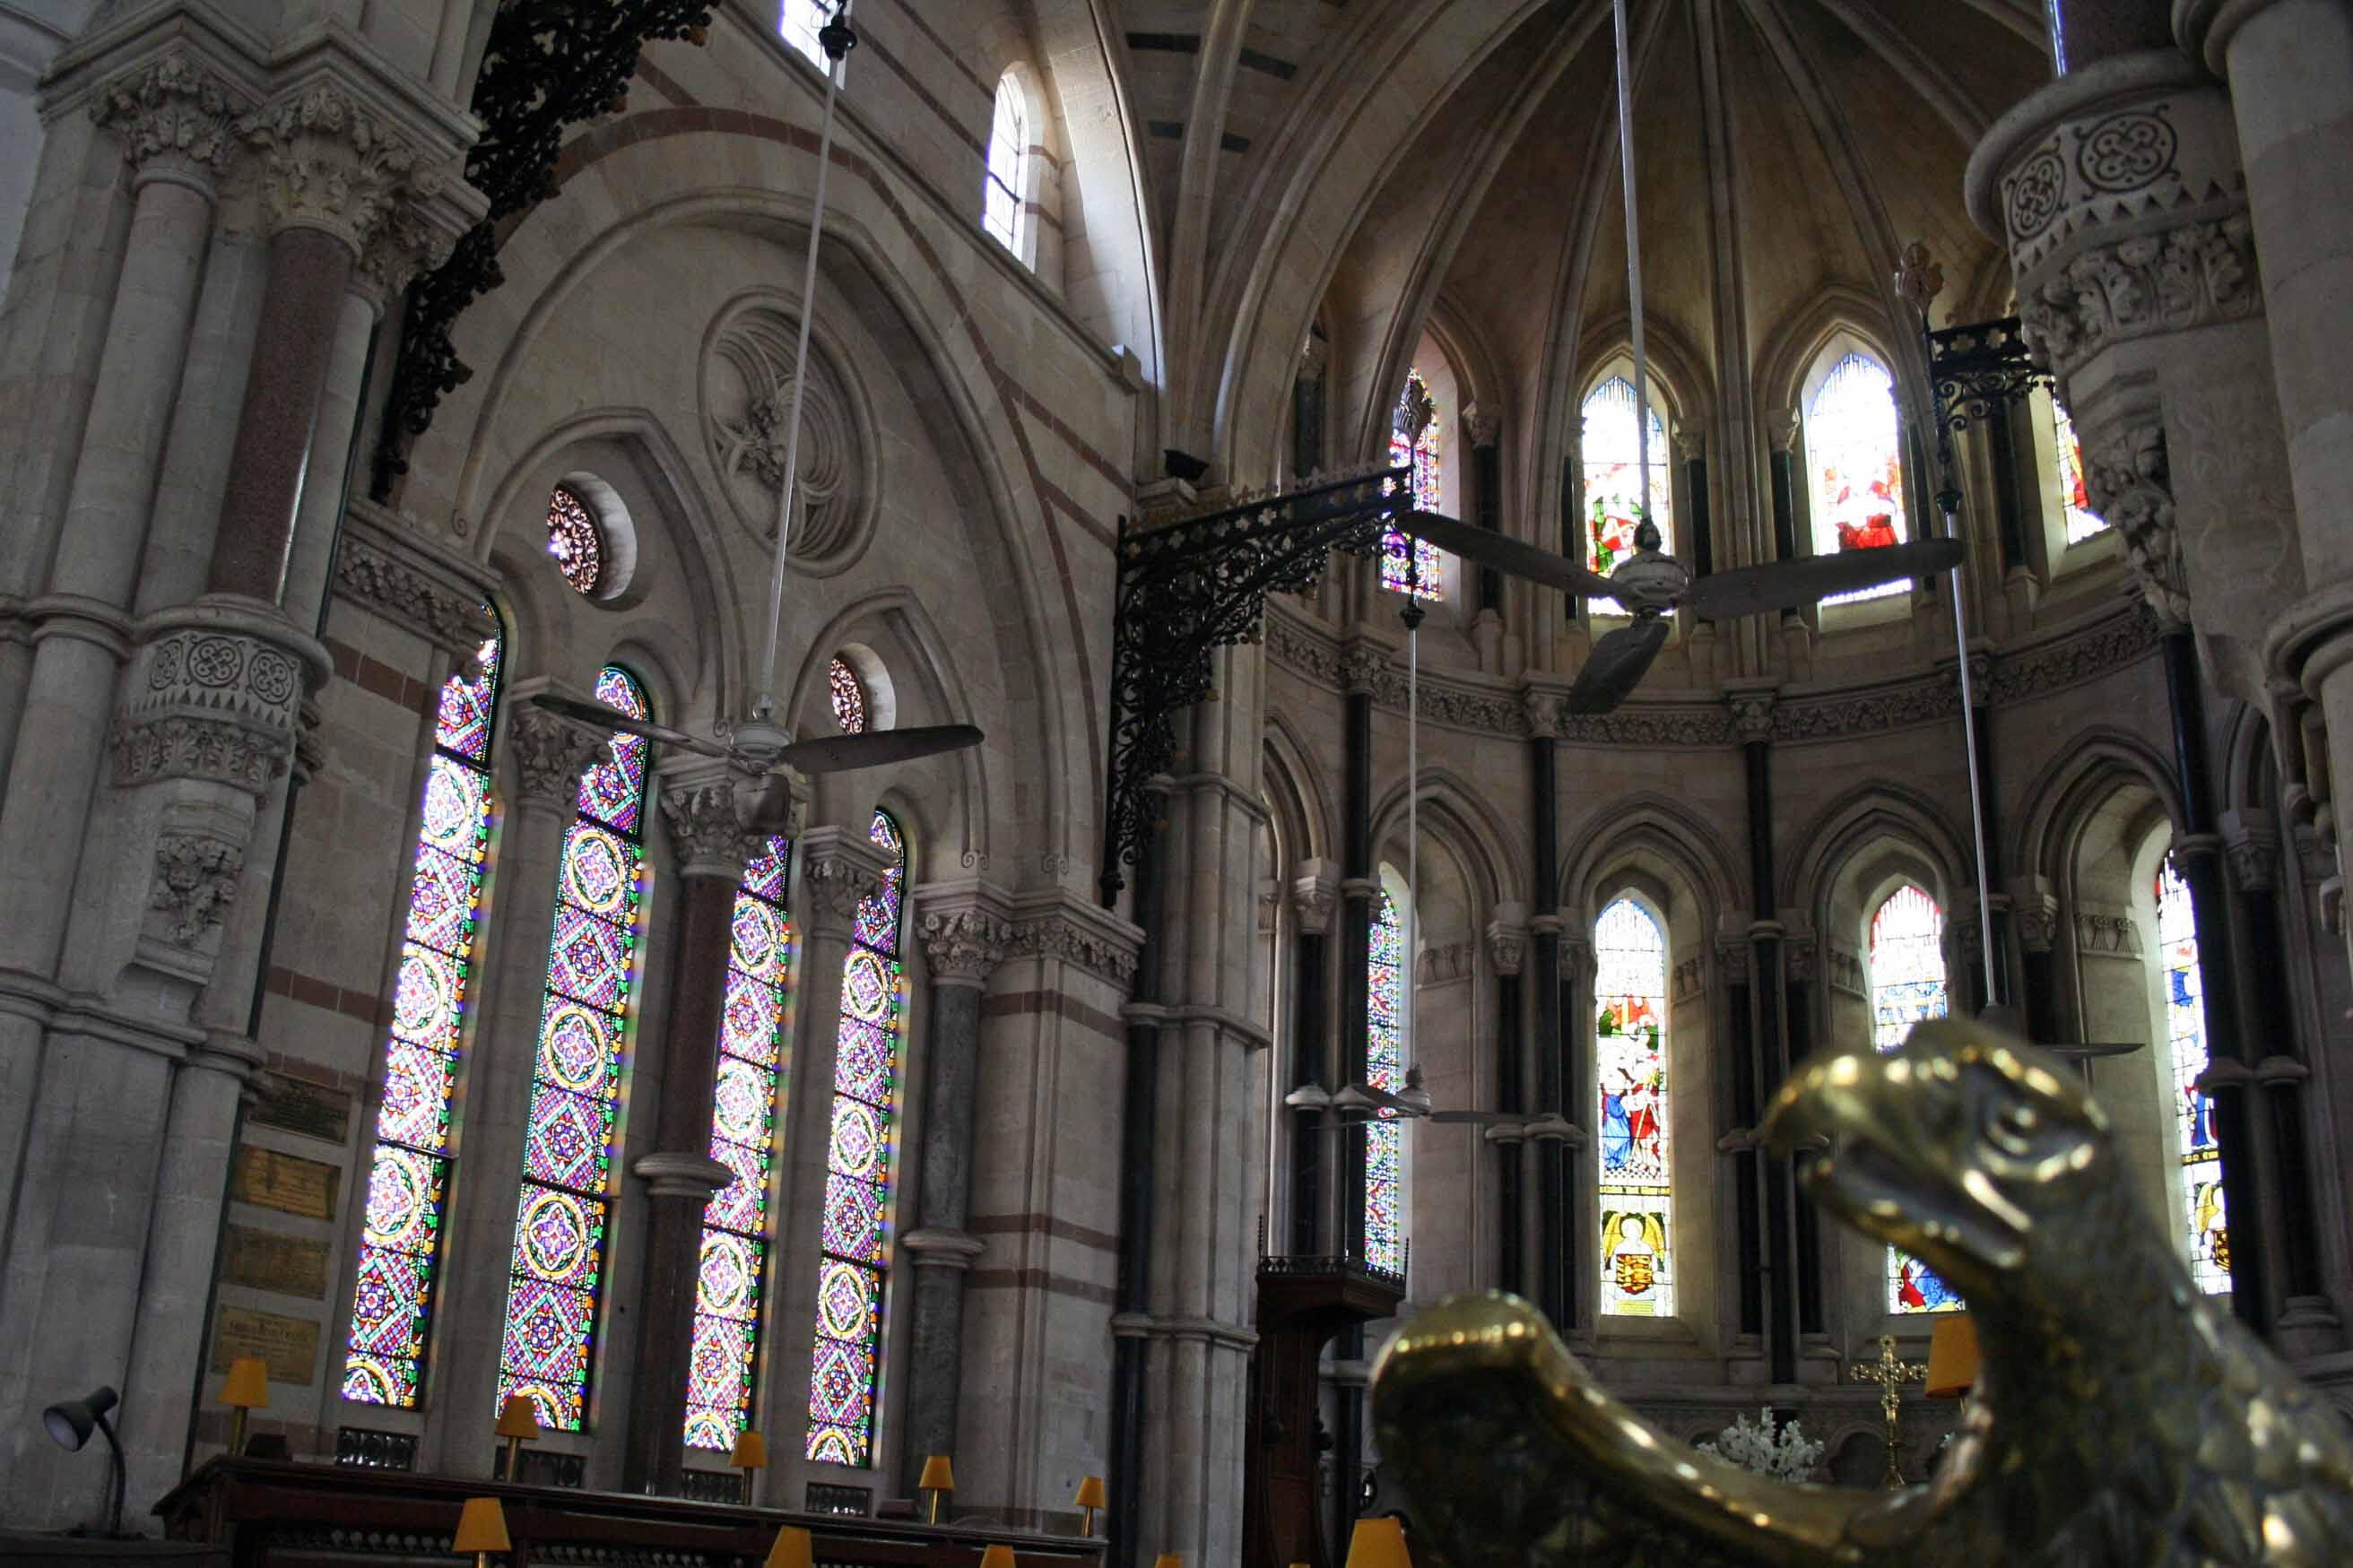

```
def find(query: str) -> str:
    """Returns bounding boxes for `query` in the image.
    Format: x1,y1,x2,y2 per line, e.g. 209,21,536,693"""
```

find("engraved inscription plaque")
249,1071,355,1144
222,1224,332,1299
230,1147,341,1220
212,1306,321,1382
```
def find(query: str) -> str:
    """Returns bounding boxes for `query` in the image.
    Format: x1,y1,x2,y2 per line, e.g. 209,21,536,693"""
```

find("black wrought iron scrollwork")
369,0,719,498
1098,465,1412,905
1925,316,2052,437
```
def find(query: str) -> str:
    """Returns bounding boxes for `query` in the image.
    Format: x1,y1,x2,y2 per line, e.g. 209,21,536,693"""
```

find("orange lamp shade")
978,1548,1017,1568
730,1428,768,1470
494,1395,541,1441
918,1454,955,1491
1153,1556,1183,1568
1346,1517,1414,1568
764,1525,814,1568
1073,1475,1107,1510
217,1357,269,1410
1924,1314,1982,1399
452,1497,511,1555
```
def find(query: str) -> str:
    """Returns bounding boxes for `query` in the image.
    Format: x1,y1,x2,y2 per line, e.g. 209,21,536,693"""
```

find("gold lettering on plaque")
221,1225,331,1299
230,1147,340,1220
211,1307,320,1383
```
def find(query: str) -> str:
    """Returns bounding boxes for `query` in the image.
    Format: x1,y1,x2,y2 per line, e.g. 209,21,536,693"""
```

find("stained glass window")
780,0,830,66
806,809,907,1466
1871,883,1961,1313
829,657,867,736
498,665,651,1428
344,628,503,1409
1581,377,1672,616
685,836,796,1450
2158,859,2229,1295
985,74,1028,255
1365,888,1406,1275
1806,352,1910,607
546,486,603,598
1596,898,1672,1317
1383,370,1445,600
2052,400,2106,544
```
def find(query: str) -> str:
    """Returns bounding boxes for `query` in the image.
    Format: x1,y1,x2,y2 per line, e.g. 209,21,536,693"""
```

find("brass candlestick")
1851,1332,1928,1487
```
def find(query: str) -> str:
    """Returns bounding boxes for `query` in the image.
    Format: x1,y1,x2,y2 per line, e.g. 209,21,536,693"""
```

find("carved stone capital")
150,831,244,948
661,779,759,879
799,826,895,932
1485,913,1527,978
1522,686,1561,740
1292,859,1341,936
1462,403,1502,449
507,696,613,807
1671,426,1707,463
1725,682,1778,744
920,908,1013,987
111,601,326,797
2082,420,2190,630
2220,808,2280,893
92,50,246,183
2013,896,2062,954
1766,406,1802,455
239,79,447,255
1341,644,1388,697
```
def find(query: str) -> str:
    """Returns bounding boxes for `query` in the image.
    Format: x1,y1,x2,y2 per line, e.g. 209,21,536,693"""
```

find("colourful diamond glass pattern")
1595,897,1674,1317
344,628,501,1409
806,809,906,1466
1383,369,1445,599
1365,888,1406,1275
2158,858,2229,1295
1871,884,1963,1313
686,835,795,1450
499,664,650,1428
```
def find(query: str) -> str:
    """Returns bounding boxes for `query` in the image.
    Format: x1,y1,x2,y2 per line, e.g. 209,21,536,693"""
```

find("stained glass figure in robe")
1595,897,1673,1316
1871,883,1962,1312
1806,352,1911,606
806,809,907,1466
2052,400,2106,544
344,628,503,1408
1581,376,1672,616
1365,888,1406,1275
497,664,651,1428
1383,369,1445,600
684,835,796,1450
2158,858,2230,1295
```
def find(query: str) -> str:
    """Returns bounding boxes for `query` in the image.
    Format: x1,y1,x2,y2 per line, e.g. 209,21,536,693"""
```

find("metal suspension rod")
1949,519,1999,1005
1612,0,1652,520
755,1,855,721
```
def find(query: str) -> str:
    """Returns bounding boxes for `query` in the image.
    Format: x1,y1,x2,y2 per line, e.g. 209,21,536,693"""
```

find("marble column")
1485,910,1528,1295
897,890,1011,1499
1464,403,1505,622
622,772,758,1494
1287,861,1338,1255
1729,682,1801,1382
1524,687,1570,1327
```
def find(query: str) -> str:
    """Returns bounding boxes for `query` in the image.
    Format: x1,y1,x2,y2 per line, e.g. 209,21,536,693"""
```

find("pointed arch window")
984,74,1029,256
1595,897,1672,1316
2051,400,2106,544
1581,376,1672,615
2157,859,2229,1295
1806,351,1911,606
1366,886,1407,1274
685,836,797,1450
1870,883,1961,1312
806,809,907,1466
1384,370,1445,599
499,665,653,1428
344,628,504,1409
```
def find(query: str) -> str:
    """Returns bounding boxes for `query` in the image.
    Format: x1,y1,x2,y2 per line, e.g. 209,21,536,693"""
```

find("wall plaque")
211,1306,320,1383
221,1224,332,1299
249,1071,354,1144
230,1147,341,1220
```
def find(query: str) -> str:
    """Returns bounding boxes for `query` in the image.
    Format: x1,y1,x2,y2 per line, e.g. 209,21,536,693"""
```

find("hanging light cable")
1613,0,1652,529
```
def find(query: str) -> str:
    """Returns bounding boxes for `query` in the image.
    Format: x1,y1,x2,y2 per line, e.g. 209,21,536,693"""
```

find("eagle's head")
1761,1019,2112,1310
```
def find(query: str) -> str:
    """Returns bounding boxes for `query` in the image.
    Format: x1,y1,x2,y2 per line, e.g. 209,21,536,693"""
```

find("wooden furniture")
156,1459,1105,1568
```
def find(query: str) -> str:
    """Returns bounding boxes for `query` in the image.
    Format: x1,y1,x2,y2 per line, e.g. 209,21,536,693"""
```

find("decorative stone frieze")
239,81,445,256
1828,942,1867,999
2017,218,2260,377
507,703,612,805
919,908,1012,986
2081,421,2189,630
111,604,326,797
333,501,500,657
92,51,246,178
659,780,757,879
2076,911,2141,957
1672,953,1709,1003
1255,879,1281,934
149,832,244,947
1006,908,1141,987
1417,943,1472,984
799,828,894,929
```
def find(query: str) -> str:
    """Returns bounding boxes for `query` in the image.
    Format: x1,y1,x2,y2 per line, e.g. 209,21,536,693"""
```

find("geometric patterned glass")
344,628,503,1409
985,75,1027,254
685,836,795,1450
498,665,651,1428
1806,351,1910,606
1596,897,1672,1316
829,657,867,737
1365,888,1405,1276
2052,400,2106,545
807,809,906,1466
1871,883,1961,1312
1581,376,1671,616
1383,369,1445,599
2158,858,2229,1295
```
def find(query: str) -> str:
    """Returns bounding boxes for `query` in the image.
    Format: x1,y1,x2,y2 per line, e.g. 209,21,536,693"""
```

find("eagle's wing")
1371,1293,1962,1568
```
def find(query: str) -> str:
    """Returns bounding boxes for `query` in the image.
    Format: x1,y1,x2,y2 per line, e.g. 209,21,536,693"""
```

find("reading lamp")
42,1385,127,1538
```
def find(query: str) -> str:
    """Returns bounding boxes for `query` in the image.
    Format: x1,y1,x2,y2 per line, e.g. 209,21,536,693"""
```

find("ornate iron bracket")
1098,466,1413,905
369,0,718,498
1923,315,2053,509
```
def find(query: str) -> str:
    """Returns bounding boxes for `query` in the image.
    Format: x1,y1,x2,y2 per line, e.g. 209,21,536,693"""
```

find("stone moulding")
112,601,332,796
333,500,501,657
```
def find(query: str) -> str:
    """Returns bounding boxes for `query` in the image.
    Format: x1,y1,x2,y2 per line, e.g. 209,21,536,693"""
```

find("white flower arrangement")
1695,1407,1826,1483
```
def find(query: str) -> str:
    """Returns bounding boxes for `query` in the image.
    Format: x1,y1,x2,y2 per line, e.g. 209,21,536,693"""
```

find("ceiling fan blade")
1975,1002,2140,1057
1402,511,1617,599
1686,537,1965,619
1563,618,1670,715
774,723,985,775
528,692,729,758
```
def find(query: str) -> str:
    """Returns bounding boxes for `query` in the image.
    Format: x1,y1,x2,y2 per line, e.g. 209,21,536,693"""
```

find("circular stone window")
545,485,604,595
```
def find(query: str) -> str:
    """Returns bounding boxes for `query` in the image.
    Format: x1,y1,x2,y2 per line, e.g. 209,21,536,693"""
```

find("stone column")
430,691,609,1476
1729,681,1800,1382
621,772,759,1494
1463,403,1505,624
1485,908,1527,1295
1675,429,1717,684
896,888,1011,1498
1524,687,1572,1329
1287,861,1339,1255
2010,880,2063,1042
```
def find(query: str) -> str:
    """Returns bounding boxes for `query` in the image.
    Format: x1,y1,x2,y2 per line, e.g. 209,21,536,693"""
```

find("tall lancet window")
1365,887,1407,1274
1871,883,1961,1312
984,74,1029,256
1384,370,1445,599
2158,860,2229,1295
499,665,652,1426
2051,400,2106,544
1806,351,1911,606
1595,897,1672,1316
685,835,796,1450
1581,376,1671,615
806,808,908,1466
344,628,504,1408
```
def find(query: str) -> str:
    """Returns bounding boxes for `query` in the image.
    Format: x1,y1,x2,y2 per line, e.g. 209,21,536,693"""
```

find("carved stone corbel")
2082,420,2190,631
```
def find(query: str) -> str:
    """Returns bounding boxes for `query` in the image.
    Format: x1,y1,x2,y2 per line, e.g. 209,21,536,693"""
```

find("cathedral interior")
2,0,2350,1563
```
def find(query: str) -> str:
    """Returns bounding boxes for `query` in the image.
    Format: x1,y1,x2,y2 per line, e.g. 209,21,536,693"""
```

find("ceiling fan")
531,0,982,783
